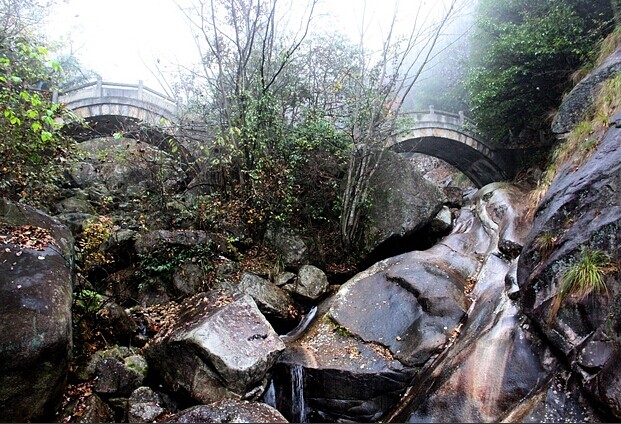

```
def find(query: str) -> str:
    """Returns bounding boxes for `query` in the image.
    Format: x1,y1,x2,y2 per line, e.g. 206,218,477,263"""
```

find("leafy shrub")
135,244,216,289
77,216,114,272
0,37,79,203
74,288,105,313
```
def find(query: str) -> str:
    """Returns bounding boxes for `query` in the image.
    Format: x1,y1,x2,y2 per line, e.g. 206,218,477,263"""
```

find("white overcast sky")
45,0,446,91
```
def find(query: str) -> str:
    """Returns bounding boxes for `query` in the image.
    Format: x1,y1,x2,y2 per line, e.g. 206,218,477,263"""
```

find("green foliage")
204,91,348,234
74,288,105,313
466,0,614,144
0,34,78,203
549,246,619,322
135,244,215,287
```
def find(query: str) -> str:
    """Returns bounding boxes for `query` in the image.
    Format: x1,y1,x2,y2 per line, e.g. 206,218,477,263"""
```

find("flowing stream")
290,363,307,423
280,305,318,342
262,379,276,409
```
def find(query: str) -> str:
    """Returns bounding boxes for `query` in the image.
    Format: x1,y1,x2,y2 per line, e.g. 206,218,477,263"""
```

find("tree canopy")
0,3,77,203
466,0,615,145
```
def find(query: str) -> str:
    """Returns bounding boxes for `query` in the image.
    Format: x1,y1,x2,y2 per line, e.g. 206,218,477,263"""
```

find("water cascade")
280,305,318,342
262,379,276,409
290,363,307,423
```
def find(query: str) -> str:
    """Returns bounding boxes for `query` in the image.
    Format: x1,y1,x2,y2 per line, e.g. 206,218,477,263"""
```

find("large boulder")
362,149,446,257
518,112,621,418
272,209,478,421
329,249,469,368
238,272,301,333
274,183,557,422
145,290,285,404
263,225,309,270
552,45,621,134
93,355,147,397
166,400,288,423
282,265,329,303
0,199,74,422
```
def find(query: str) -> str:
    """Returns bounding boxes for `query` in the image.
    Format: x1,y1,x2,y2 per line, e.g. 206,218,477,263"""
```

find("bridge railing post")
96,76,103,98
458,111,465,126
138,80,144,100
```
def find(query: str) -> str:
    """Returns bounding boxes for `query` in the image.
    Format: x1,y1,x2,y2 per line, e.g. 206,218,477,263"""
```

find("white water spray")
290,364,307,423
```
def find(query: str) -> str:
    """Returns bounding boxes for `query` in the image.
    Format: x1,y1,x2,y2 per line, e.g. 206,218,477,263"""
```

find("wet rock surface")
518,121,621,419
382,184,560,422
0,200,74,422
273,184,538,422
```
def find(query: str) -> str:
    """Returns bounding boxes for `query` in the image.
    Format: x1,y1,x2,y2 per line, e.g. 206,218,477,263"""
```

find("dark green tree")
466,0,615,145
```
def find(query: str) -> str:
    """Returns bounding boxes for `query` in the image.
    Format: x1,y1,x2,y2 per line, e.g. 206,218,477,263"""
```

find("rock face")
145,290,285,404
0,199,74,422
134,229,213,254
362,149,446,257
384,183,581,423
552,45,621,134
263,225,309,270
274,184,535,422
70,137,185,200
518,115,621,418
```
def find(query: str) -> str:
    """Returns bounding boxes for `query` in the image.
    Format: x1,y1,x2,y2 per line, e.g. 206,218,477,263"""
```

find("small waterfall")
281,306,318,342
290,363,307,423
262,379,276,408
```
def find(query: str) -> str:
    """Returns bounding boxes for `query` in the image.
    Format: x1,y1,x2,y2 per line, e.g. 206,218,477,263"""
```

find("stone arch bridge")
56,80,528,187
387,108,529,188
55,78,186,157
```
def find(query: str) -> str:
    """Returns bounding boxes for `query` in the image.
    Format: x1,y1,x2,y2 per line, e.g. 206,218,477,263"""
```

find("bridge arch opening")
56,79,195,162
386,111,509,188
388,134,507,188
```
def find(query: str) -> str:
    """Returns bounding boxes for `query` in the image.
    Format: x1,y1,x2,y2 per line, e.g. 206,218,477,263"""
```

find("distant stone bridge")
387,108,527,188
56,78,178,126
56,80,529,187
55,79,187,159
